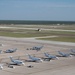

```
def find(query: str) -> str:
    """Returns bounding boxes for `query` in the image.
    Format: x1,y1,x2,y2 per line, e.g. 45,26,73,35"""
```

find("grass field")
0,28,53,37
38,36,75,42
0,25,75,42
0,28,75,37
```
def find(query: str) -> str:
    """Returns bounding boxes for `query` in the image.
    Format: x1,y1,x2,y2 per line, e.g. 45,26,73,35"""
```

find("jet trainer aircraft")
58,51,72,57
71,49,75,53
44,53,59,61
9,56,25,65
29,46,43,51
70,49,75,56
0,50,2,54
5,48,17,53
0,64,3,70
26,54,43,62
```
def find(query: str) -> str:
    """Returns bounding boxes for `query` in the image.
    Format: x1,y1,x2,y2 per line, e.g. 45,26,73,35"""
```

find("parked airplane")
9,56,25,65
5,48,17,53
0,64,3,70
0,50,2,54
71,49,75,53
28,46,43,51
26,54,43,62
44,53,59,61
58,51,72,57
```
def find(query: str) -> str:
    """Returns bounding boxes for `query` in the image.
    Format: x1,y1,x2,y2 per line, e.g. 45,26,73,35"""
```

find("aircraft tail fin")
44,52,49,57
26,54,32,59
58,51,63,55
9,56,14,62
14,48,17,52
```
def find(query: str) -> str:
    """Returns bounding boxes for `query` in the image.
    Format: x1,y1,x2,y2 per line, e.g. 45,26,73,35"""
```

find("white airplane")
58,51,72,57
71,49,75,53
44,53,59,61
70,49,75,56
0,50,2,54
29,46,43,51
5,48,17,53
9,56,25,65
26,54,43,62
0,64,3,70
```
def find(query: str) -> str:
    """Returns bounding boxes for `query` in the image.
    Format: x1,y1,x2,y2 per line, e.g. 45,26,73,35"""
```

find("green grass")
38,36,75,42
0,31,52,38
0,27,75,41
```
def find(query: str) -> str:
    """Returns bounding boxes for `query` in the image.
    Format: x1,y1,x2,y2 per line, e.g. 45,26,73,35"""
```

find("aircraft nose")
70,55,72,57
56,57,59,59
40,59,43,62
22,63,25,66
0,66,3,70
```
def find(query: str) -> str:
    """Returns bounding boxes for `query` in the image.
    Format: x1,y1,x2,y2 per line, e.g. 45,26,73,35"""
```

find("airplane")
26,54,43,62
29,46,43,51
0,50,2,54
44,53,59,61
58,51,72,57
4,48,17,53
71,49,75,53
70,49,75,56
9,56,25,66
0,64,3,70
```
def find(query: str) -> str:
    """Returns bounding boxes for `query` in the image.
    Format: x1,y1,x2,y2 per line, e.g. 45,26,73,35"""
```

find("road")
0,36,75,46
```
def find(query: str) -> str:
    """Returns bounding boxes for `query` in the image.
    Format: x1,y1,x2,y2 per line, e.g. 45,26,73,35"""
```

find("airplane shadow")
56,55,63,57
25,60,38,62
70,53,75,56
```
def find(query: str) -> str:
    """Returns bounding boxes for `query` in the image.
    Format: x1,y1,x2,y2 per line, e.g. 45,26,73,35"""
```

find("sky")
0,0,75,21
